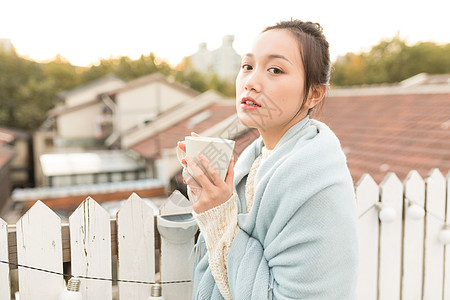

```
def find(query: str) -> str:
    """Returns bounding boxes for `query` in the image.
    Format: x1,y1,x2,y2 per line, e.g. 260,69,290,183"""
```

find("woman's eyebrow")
268,54,293,65
242,53,292,65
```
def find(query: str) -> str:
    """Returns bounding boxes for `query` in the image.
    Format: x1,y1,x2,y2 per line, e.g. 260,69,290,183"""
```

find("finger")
177,141,186,152
182,167,201,188
185,156,214,189
197,153,221,186
187,185,202,204
191,132,200,137
224,155,235,187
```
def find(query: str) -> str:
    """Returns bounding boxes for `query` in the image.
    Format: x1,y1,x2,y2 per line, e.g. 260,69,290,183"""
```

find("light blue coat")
192,118,359,299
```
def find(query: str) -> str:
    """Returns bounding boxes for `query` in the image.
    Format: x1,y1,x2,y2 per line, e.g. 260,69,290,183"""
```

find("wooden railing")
1,168,449,299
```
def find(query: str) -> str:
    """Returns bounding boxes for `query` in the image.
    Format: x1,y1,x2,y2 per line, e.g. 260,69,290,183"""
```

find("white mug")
177,136,235,182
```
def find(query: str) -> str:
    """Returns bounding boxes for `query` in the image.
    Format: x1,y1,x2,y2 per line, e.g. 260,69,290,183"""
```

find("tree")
332,53,367,86
42,55,80,91
0,51,48,130
331,36,450,86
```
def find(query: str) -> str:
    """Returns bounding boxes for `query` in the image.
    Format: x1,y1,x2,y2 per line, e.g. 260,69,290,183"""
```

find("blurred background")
0,0,449,221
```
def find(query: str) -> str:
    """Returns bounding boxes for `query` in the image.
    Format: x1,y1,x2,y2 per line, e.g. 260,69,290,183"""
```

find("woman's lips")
240,96,261,110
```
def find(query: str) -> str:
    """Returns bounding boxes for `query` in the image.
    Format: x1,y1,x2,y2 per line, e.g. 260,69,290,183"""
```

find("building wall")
190,43,212,73
211,35,241,80
65,78,125,108
189,35,241,81
57,103,104,139
115,82,194,134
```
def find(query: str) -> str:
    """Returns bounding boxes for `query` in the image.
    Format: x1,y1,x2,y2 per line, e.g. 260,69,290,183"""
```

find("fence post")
444,171,450,300
0,218,10,299
402,170,426,300
16,201,64,299
423,169,446,299
378,173,403,300
117,193,155,299
356,174,379,300
69,197,112,300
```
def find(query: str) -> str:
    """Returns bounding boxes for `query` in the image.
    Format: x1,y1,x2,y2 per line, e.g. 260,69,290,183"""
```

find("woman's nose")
244,70,262,92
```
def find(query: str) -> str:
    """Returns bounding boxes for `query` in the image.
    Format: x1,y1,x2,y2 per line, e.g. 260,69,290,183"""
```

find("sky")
0,0,449,67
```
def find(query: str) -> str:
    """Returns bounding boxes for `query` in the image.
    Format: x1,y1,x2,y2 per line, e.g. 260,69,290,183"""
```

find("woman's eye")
268,67,283,74
242,64,253,71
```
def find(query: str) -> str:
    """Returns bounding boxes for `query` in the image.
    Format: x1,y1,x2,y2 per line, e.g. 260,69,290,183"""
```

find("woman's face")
236,29,308,133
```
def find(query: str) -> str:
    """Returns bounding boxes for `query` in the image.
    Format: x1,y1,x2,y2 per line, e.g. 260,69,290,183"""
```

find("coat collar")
233,116,311,189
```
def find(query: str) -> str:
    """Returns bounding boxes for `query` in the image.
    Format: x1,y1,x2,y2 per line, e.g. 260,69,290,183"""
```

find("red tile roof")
316,92,450,183
172,92,450,188
131,102,237,159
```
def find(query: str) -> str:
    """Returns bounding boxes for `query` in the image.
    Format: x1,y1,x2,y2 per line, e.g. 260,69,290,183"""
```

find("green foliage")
80,52,171,83
331,36,450,86
0,51,47,130
41,55,80,91
0,51,235,131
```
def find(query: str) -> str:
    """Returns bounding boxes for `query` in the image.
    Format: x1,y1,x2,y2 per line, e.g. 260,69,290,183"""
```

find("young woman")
179,19,358,300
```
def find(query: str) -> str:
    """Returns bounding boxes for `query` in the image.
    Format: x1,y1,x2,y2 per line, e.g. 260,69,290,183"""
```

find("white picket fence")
0,192,197,300
0,168,449,299
358,168,450,300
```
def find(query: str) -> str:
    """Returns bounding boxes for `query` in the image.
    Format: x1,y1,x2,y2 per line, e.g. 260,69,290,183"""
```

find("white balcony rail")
1,168,449,300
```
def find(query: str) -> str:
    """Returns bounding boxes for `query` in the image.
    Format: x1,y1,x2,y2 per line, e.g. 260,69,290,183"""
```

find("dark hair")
262,19,330,114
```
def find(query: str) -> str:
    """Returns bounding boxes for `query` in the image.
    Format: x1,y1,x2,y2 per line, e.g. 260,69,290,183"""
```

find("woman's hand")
177,132,235,214
185,153,234,214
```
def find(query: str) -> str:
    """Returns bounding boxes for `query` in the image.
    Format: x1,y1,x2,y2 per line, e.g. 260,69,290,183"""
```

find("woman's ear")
307,85,327,109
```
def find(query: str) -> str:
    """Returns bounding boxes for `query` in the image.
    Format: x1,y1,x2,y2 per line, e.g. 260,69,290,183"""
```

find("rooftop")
40,150,145,176
318,91,450,183
131,102,236,159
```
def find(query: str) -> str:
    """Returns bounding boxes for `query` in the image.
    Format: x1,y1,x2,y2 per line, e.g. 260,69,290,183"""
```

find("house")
46,75,126,148
103,72,200,148
34,75,127,186
189,35,241,81
35,73,199,186
318,73,450,183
